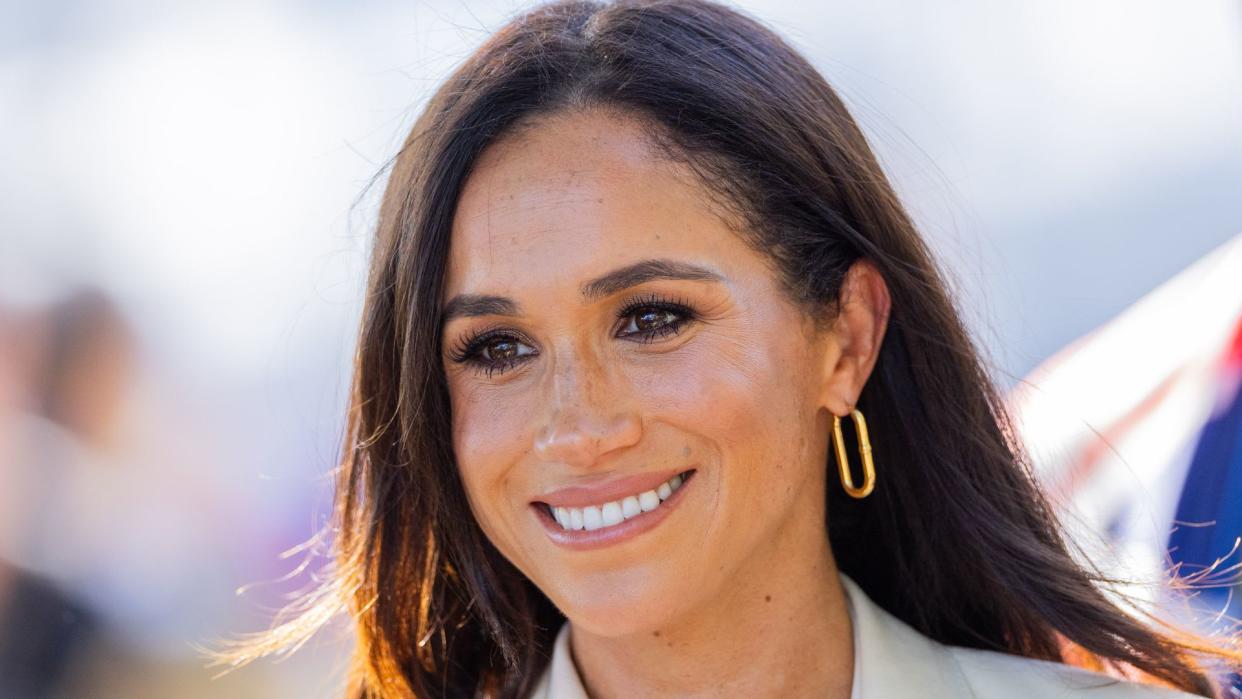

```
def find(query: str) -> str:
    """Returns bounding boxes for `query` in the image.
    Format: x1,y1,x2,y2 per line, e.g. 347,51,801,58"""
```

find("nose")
532,350,642,469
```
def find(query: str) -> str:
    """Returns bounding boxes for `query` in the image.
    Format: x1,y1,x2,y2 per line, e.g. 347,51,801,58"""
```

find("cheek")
638,329,811,445
638,330,821,511
448,381,540,527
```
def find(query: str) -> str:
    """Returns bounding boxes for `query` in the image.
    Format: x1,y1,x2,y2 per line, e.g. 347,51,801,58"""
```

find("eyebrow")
441,258,723,323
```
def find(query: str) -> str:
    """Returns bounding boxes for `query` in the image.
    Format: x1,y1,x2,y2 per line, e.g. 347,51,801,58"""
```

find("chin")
544,565,698,638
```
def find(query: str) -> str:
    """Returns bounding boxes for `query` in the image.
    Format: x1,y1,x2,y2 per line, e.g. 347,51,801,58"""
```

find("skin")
441,107,891,698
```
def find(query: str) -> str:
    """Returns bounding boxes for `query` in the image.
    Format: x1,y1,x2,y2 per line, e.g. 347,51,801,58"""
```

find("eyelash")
448,293,698,379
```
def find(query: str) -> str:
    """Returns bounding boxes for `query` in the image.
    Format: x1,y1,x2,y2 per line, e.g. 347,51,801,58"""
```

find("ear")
815,258,892,417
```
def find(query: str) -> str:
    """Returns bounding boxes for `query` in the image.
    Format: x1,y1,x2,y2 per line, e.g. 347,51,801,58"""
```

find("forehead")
445,109,741,300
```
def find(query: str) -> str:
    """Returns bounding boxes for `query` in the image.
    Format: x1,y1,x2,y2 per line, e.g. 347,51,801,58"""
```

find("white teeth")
601,502,624,527
546,472,691,533
583,506,603,531
638,490,660,512
621,496,641,518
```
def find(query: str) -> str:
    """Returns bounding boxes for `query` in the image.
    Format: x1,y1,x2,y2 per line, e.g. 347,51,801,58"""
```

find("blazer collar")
535,572,974,698
839,573,975,697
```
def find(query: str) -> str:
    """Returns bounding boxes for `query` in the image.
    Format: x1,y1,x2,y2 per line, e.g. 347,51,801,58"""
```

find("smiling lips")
532,468,696,543
552,471,688,531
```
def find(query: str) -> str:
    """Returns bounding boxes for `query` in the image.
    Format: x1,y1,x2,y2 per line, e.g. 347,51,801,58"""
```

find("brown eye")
450,329,537,378
483,338,523,361
628,308,677,334
617,301,695,343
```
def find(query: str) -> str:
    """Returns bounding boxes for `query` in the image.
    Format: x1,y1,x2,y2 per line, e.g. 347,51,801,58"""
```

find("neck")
568,494,854,698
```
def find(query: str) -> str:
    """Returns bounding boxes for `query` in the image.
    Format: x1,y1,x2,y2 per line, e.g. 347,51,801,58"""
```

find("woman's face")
442,108,841,636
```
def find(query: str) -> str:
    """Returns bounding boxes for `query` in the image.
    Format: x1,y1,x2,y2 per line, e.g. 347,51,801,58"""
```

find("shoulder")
948,645,1202,698
838,572,1204,699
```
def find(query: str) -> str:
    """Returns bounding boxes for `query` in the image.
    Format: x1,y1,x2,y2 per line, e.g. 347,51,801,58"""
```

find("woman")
213,0,1242,696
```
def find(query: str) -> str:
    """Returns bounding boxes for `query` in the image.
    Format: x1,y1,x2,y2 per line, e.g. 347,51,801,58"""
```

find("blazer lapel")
840,573,977,698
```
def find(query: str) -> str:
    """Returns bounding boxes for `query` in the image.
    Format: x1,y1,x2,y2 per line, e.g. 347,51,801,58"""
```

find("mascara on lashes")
448,294,699,377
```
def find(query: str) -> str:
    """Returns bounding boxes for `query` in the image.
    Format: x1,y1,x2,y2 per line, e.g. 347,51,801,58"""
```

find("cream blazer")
528,573,1199,698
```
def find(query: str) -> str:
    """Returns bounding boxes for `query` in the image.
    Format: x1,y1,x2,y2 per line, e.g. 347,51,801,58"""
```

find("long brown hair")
208,1,1242,696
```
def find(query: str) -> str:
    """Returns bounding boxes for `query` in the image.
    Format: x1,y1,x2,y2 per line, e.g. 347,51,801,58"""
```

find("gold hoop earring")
833,407,876,499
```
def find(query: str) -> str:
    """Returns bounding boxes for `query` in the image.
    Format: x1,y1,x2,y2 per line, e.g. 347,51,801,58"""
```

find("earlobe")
816,258,891,417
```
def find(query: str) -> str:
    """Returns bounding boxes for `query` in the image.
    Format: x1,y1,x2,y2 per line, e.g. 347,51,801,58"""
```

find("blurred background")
1,0,1240,696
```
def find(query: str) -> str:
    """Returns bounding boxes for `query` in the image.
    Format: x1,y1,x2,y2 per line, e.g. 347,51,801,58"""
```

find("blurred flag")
1007,233,1242,637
